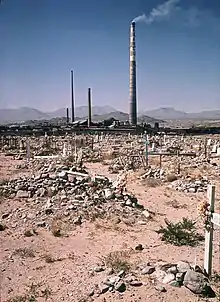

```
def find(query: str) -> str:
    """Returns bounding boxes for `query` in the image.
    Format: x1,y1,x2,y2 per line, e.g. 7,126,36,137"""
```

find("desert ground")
0,134,220,302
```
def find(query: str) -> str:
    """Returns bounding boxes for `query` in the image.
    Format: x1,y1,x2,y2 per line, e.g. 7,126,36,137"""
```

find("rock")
16,190,29,198
98,283,109,294
162,273,175,284
58,171,67,178
169,280,181,287
36,221,46,227
106,268,114,275
115,281,126,293
2,213,10,219
129,281,143,287
107,276,121,286
104,188,114,199
125,199,132,206
141,266,155,275
88,289,94,297
73,216,82,225
176,272,185,283
183,270,208,294
167,266,178,274
117,270,125,278
135,244,144,251
94,266,105,273
177,261,191,273
152,270,167,283
155,284,167,292
0,223,6,231
142,210,151,219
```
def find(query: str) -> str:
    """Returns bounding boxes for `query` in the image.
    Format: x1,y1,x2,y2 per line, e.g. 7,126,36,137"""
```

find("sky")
0,0,220,113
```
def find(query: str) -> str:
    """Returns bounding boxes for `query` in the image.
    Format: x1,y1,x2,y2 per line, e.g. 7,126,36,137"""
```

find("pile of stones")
108,160,135,173
141,168,166,180
0,167,148,230
91,259,214,297
168,177,210,193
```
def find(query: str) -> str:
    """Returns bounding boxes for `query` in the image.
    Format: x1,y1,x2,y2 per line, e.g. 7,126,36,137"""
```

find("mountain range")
0,106,220,124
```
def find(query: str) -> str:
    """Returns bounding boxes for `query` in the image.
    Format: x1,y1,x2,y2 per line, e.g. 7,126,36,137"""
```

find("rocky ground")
0,135,220,302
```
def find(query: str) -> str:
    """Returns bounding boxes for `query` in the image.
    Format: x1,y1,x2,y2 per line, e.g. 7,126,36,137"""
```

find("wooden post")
26,140,30,162
204,138,207,158
145,134,149,168
159,154,162,169
204,185,215,276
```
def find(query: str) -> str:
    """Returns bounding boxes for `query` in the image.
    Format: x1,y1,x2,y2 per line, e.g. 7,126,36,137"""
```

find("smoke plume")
132,0,180,24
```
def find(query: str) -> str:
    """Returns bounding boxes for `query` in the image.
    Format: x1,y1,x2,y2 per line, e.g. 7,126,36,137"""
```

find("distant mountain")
142,107,220,120
188,110,220,120
0,106,116,124
88,111,162,124
143,107,188,120
47,105,116,118
1,106,220,124
0,107,48,124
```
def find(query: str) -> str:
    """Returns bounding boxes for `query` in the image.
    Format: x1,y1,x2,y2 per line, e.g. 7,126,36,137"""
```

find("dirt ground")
0,154,220,302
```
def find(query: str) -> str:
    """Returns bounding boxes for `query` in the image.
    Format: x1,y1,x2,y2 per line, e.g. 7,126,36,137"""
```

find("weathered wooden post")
204,138,207,158
145,134,149,168
159,154,162,169
204,185,215,276
26,140,30,162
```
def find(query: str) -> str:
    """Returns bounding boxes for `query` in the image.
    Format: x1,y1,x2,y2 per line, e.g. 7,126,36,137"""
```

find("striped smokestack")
129,21,137,126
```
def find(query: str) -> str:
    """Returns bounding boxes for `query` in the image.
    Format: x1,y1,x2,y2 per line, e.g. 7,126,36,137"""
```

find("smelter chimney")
129,21,137,126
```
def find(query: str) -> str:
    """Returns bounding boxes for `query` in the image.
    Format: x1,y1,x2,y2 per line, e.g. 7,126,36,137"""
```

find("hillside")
143,107,220,120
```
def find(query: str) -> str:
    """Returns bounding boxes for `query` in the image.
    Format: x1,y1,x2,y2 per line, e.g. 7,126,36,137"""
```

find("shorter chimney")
66,108,69,124
88,88,92,127
71,70,75,122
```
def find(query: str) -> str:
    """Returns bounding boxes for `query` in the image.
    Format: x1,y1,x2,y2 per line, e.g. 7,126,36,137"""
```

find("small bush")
7,282,51,302
24,229,37,237
43,254,56,263
156,218,204,246
13,248,35,258
144,178,161,187
105,250,131,273
166,174,178,182
51,219,62,237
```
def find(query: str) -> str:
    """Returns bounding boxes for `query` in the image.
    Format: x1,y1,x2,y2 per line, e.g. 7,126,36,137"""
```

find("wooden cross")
204,185,220,276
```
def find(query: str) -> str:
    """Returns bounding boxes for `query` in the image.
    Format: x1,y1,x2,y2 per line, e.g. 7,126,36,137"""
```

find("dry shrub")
166,174,178,182
13,247,35,258
83,208,106,222
24,229,37,237
105,250,132,273
165,199,187,209
43,253,64,263
143,178,161,188
7,282,52,302
43,254,56,263
102,151,117,160
94,219,121,232
51,219,63,237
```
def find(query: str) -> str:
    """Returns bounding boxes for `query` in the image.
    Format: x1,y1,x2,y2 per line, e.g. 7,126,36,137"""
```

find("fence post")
204,185,215,276
145,134,149,168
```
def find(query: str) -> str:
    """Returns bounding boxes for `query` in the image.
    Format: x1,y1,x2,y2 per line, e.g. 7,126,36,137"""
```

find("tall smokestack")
129,21,137,126
88,88,92,127
71,70,75,122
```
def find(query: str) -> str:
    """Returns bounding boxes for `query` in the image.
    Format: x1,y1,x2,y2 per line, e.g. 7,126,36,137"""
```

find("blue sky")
0,0,219,112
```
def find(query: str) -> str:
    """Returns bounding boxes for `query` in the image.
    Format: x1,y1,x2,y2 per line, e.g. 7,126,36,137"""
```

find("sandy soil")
0,156,220,302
